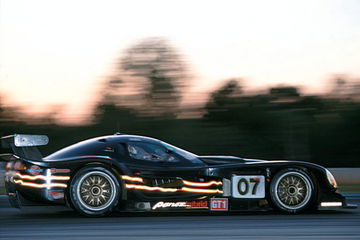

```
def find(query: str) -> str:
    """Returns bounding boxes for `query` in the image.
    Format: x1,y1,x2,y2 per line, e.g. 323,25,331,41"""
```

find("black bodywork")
0,133,354,214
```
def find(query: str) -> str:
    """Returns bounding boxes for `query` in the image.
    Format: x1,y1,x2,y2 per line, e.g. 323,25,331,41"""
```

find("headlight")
326,169,338,189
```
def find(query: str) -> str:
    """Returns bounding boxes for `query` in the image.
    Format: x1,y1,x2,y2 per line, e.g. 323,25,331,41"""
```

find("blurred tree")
205,79,275,130
270,86,300,98
0,95,3,120
120,37,188,118
330,75,347,96
204,79,242,121
94,103,137,130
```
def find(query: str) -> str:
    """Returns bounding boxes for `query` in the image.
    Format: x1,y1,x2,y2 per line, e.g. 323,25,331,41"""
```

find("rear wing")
1,134,49,161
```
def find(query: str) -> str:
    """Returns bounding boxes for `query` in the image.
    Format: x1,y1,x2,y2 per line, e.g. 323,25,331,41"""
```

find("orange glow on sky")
0,0,359,123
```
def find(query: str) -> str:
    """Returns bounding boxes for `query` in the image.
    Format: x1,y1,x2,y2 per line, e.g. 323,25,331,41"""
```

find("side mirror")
165,149,173,154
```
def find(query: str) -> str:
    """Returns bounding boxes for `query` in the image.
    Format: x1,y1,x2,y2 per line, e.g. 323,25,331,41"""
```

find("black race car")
0,133,356,216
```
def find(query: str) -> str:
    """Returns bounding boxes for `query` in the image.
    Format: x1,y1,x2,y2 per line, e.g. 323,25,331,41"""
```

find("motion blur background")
1,0,359,168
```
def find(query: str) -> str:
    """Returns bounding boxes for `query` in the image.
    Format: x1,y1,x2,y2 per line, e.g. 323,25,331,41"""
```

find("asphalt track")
0,197,359,240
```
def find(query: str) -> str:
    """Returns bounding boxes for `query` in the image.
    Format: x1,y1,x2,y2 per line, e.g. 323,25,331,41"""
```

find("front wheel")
69,166,120,217
270,168,315,213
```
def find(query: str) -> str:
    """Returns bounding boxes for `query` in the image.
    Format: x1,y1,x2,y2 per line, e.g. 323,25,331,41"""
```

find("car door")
120,140,217,200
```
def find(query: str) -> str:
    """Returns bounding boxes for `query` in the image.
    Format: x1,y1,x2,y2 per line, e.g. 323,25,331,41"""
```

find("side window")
116,143,126,157
127,142,179,163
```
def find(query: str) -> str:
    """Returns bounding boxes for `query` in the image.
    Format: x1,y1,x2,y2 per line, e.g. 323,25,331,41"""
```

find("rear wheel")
270,168,314,213
70,166,120,217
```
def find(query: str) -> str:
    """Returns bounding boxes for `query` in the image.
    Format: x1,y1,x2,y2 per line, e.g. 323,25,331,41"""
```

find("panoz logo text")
152,201,208,210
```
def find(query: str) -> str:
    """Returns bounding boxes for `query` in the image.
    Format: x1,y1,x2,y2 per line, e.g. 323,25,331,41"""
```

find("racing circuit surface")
0,197,359,240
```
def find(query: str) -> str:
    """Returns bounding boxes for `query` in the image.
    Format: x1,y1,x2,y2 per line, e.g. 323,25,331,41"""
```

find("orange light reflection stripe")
125,184,223,194
13,180,67,188
15,173,70,181
182,180,222,187
121,175,144,183
181,187,223,194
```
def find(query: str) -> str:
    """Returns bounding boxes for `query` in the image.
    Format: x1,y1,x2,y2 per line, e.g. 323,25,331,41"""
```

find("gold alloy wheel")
76,171,117,211
274,171,312,210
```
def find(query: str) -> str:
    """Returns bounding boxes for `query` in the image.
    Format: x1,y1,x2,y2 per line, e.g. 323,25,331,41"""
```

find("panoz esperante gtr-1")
0,133,356,216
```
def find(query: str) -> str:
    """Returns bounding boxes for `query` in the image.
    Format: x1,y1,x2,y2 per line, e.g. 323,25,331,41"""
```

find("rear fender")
68,160,129,201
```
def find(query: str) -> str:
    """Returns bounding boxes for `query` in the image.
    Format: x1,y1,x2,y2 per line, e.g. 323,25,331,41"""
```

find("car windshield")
160,141,203,164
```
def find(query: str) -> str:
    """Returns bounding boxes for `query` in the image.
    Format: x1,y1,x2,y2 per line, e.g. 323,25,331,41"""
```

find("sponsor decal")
49,191,65,199
50,168,70,173
152,201,208,210
27,165,43,175
186,201,208,209
210,198,228,211
103,147,114,152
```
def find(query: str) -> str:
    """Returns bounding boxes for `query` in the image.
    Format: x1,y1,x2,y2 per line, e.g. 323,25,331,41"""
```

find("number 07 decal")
232,176,265,198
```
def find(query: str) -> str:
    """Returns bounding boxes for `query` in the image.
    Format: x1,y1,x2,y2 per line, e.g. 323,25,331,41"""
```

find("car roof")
44,134,161,160
94,134,161,143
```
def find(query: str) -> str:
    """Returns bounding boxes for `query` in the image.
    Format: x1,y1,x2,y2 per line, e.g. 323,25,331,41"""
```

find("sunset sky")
1,0,359,122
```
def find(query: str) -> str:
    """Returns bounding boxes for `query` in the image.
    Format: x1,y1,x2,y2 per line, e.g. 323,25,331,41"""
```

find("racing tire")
70,166,120,217
270,168,314,214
